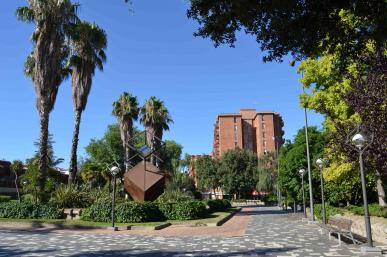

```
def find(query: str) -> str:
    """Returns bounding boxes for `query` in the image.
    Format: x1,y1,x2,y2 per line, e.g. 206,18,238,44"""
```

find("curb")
215,207,242,226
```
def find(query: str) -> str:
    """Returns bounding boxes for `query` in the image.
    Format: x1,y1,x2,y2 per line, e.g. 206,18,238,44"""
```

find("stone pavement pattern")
0,206,384,257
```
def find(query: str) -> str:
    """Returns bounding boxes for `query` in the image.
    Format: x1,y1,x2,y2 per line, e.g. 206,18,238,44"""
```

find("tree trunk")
38,111,49,194
69,110,82,184
375,170,386,206
14,173,20,202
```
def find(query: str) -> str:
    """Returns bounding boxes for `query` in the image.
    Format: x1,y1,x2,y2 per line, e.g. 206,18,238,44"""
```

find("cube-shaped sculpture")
124,161,165,202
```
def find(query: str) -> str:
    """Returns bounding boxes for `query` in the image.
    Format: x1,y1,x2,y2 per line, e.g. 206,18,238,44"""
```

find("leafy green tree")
195,155,219,197
187,1,386,64
218,148,257,199
140,96,173,166
112,92,140,171
10,160,24,201
68,21,107,183
278,127,325,205
161,140,183,173
16,0,79,192
256,152,276,193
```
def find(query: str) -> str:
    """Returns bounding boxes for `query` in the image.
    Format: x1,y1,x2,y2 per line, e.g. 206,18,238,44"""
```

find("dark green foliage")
50,184,92,208
115,202,163,223
262,194,278,206
346,204,387,218
158,201,207,220
206,199,231,213
218,148,258,198
0,195,11,203
156,190,193,203
0,202,62,219
81,201,112,222
195,155,219,192
313,204,344,220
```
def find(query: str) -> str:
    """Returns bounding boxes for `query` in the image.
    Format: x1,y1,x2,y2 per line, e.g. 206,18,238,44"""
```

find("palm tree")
67,22,107,184
112,92,140,171
140,96,173,166
16,0,79,192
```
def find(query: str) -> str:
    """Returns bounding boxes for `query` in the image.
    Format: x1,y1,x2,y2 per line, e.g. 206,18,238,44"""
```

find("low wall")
340,213,387,245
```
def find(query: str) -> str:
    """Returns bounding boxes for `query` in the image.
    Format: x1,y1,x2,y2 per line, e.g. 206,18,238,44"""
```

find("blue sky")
0,0,323,167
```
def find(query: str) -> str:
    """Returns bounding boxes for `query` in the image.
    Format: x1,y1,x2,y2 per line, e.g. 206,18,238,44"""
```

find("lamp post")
351,133,373,248
316,158,326,225
301,84,314,221
110,166,120,231
299,169,306,218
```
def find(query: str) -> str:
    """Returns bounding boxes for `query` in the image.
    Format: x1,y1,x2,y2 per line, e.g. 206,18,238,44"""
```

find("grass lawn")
0,208,238,228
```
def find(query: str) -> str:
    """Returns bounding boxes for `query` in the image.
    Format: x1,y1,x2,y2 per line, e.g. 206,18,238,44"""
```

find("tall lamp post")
301,83,314,221
350,132,381,252
299,169,306,218
316,158,326,225
110,166,120,231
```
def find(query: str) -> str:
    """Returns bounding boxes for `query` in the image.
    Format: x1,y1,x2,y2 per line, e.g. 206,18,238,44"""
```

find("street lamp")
110,166,120,231
316,158,326,225
300,75,315,222
299,169,306,218
351,133,374,249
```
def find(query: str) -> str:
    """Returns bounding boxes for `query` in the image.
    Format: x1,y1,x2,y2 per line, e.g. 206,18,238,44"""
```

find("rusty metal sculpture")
123,130,165,202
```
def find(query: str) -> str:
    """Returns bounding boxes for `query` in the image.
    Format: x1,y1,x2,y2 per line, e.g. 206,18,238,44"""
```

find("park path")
0,206,384,256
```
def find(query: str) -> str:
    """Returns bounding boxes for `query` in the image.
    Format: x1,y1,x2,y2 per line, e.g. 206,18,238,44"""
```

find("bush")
50,184,91,208
0,195,11,203
0,202,62,219
159,201,207,220
262,194,277,205
156,190,193,203
206,199,231,213
115,202,164,223
346,204,387,218
81,201,112,222
313,204,344,220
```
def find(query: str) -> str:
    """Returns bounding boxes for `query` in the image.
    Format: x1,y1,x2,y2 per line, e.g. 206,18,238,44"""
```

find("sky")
0,0,323,168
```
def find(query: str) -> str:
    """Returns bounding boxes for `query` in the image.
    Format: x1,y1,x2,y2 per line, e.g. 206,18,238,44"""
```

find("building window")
234,117,237,123
234,125,238,143
261,115,264,121
262,123,265,129
262,132,266,138
263,141,267,147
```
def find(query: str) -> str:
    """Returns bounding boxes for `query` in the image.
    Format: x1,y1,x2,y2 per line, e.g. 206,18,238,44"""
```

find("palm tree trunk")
38,111,49,193
69,110,82,184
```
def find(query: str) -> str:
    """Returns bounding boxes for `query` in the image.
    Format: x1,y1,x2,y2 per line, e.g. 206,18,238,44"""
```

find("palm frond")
16,6,34,23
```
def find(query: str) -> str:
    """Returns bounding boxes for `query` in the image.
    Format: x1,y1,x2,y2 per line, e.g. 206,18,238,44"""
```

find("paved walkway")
0,206,384,256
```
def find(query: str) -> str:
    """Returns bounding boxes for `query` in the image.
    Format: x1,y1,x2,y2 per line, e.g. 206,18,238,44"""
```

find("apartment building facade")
212,109,284,157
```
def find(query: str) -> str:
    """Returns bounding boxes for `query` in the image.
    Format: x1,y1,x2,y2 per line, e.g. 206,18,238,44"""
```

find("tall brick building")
212,109,284,157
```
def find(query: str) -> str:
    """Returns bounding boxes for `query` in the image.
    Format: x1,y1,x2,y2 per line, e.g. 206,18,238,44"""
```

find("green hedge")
313,204,344,220
0,202,63,219
206,199,231,213
345,204,387,218
82,200,210,222
0,195,11,203
115,202,162,223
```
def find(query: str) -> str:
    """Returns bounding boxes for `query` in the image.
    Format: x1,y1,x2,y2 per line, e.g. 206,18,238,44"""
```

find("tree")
299,52,386,206
140,96,173,166
112,93,139,171
278,127,325,205
256,152,276,193
187,1,386,64
10,160,24,202
161,140,183,173
195,155,219,197
16,0,79,192
218,148,257,199
68,21,107,183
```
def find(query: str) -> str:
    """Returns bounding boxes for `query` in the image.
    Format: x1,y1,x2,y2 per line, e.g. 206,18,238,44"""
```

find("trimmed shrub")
0,195,11,203
314,204,344,220
345,204,387,218
0,202,62,219
206,199,231,213
81,201,112,222
159,201,207,220
156,190,193,203
115,202,164,223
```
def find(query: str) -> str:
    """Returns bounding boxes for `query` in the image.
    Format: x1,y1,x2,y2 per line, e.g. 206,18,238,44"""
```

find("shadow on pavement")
0,248,56,256
65,247,298,257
